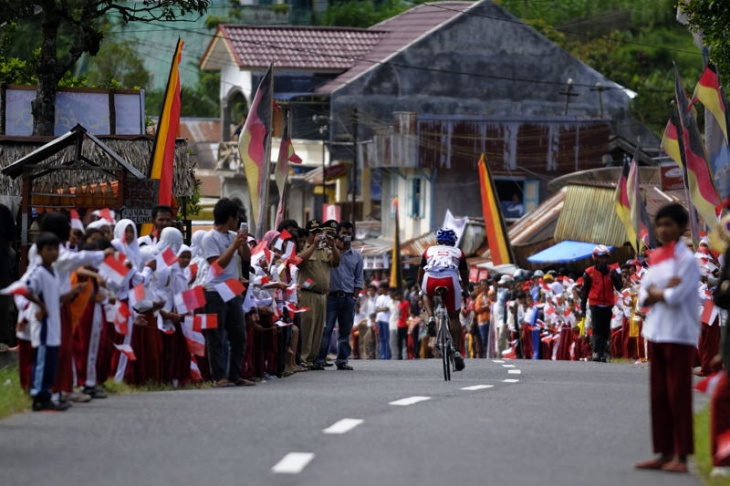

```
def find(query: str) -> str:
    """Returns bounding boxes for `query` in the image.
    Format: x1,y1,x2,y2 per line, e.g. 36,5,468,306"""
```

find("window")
408,178,424,219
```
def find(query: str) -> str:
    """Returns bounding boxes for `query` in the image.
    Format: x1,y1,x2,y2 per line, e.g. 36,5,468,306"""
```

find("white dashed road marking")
508,369,522,374
502,364,515,368
492,360,505,364
461,385,494,391
323,418,364,434
272,453,316,474
503,379,520,383
389,396,432,406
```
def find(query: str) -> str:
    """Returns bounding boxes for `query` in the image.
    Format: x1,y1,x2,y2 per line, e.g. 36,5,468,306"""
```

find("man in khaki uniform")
298,219,340,368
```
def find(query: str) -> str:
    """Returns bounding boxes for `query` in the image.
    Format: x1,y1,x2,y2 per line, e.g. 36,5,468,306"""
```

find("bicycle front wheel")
439,320,451,381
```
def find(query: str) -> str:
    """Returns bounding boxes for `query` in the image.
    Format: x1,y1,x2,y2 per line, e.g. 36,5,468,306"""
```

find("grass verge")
0,365,30,418
695,406,730,486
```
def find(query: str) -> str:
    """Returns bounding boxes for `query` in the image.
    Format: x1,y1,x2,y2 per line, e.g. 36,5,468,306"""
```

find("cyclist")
417,227,470,371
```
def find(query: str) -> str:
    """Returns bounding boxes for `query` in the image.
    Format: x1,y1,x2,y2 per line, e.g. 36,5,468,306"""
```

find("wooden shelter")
0,124,195,263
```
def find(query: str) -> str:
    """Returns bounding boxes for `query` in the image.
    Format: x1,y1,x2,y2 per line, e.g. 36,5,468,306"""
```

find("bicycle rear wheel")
439,317,451,381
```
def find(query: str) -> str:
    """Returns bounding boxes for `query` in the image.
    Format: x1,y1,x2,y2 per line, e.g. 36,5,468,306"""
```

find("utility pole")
559,78,579,115
351,107,358,227
590,82,607,117
312,114,329,217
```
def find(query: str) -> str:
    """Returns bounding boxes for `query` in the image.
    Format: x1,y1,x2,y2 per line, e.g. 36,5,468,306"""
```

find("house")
200,0,657,240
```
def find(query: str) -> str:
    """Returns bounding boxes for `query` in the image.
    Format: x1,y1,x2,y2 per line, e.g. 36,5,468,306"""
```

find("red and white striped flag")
96,208,115,223
0,281,29,297
208,261,224,279
695,371,722,395
181,316,206,356
285,302,310,314
214,279,245,302
190,356,203,382
302,278,314,289
157,247,178,269
716,429,730,462
193,314,218,332
129,283,146,307
70,209,85,233
114,343,137,361
113,301,131,335
174,286,206,314
100,253,130,286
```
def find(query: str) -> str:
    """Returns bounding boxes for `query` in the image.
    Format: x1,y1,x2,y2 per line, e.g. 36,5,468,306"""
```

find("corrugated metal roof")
553,184,629,247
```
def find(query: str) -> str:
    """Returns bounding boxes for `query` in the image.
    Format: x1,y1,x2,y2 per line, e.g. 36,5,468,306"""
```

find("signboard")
324,163,347,180
660,162,685,191
122,179,159,224
322,204,341,222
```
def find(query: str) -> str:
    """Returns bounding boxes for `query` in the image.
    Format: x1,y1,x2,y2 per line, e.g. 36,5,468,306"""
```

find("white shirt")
25,265,61,347
639,242,701,346
375,294,391,323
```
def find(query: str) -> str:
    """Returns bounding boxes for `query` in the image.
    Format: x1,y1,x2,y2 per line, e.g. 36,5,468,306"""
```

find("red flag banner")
627,158,655,249
477,154,513,265
113,301,131,335
174,286,206,314
661,117,683,168
114,343,137,361
149,38,183,207
214,279,246,302
181,316,206,356
238,64,273,231
614,157,637,251
193,314,219,332
275,113,302,229
100,254,130,286
157,247,179,269
674,66,720,228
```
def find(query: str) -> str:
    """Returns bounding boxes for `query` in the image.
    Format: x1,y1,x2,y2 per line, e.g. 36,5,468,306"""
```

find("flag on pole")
238,64,273,233
193,314,219,332
674,66,720,228
181,316,206,356
174,286,206,314
70,209,85,233
214,279,246,302
190,356,203,382
100,254,130,286
692,63,730,196
157,247,179,269
627,157,655,249
113,301,131,335
275,113,302,229
661,116,683,167
149,38,183,207
614,157,638,252
477,154,513,265
114,343,137,361
389,197,402,291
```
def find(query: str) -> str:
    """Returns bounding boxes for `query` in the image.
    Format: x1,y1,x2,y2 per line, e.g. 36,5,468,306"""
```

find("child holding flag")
635,203,700,474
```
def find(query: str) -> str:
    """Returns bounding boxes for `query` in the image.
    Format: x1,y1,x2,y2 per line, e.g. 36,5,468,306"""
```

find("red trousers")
698,322,721,375
52,305,74,393
17,338,32,392
711,371,730,467
647,341,694,456
73,301,105,388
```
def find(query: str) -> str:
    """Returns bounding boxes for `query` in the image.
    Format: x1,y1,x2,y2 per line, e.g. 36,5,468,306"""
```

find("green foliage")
85,41,152,89
0,365,30,418
145,64,219,118
681,0,730,76
316,0,408,28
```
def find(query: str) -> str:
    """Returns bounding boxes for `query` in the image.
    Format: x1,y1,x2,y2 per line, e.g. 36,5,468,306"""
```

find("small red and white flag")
181,316,206,356
187,263,199,282
214,279,246,302
70,209,85,233
716,429,730,462
279,229,293,241
0,281,29,297
157,247,178,269
695,371,722,395
190,356,203,382
285,302,310,314
129,283,146,307
701,298,719,326
113,301,131,335
174,286,206,314
100,253,130,285
208,261,224,279
193,314,219,332
302,278,314,289
95,208,115,223
114,343,136,361
648,240,677,266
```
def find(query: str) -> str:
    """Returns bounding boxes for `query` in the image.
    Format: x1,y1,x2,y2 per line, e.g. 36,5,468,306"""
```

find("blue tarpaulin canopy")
527,240,610,264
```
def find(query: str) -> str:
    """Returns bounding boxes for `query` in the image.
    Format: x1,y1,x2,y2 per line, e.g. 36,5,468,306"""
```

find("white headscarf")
112,219,142,270
190,230,206,260
158,227,184,255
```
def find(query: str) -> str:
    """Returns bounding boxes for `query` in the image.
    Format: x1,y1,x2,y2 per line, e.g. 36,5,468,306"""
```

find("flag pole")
257,63,274,239
673,104,701,243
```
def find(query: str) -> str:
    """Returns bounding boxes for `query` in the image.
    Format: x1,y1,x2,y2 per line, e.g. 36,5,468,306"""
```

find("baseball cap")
306,219,321,232
321,219,339,232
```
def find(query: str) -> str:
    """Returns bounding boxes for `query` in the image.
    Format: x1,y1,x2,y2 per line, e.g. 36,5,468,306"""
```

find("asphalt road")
0,358,702,486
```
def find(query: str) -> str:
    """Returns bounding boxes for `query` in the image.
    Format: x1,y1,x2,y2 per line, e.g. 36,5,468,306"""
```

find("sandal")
212,379,234,388
233,378,256,387
661,461,689,473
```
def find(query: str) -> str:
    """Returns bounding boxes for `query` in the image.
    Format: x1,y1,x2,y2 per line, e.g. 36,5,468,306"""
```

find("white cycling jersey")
422,245,465,273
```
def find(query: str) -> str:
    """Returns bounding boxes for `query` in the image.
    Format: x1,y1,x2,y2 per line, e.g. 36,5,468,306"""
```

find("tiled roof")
316,2,475,93
215,25,386,71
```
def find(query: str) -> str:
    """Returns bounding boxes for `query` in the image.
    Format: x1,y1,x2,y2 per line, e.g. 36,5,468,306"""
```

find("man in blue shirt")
315,220,364,370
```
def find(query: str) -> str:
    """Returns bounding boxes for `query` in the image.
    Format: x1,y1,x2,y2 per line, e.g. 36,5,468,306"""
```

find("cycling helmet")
593,245,610,258
436,227,457,246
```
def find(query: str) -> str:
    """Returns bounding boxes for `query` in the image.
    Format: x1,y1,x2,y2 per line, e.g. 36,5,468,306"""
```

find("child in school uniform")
635,203,700,474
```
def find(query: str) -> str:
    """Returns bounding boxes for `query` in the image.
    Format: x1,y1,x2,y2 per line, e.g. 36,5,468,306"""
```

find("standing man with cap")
315,221,363,370
297,219,340,369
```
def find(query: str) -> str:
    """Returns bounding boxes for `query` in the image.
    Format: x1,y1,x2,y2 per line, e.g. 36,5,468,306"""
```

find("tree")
85,40,152,89
680,0,730,77
0,0,209,136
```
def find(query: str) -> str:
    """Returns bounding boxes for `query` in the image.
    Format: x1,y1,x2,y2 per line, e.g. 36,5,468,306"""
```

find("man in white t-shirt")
374,281,392,359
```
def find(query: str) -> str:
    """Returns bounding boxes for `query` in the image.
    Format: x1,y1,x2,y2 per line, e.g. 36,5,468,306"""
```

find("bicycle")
434,286,455,381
